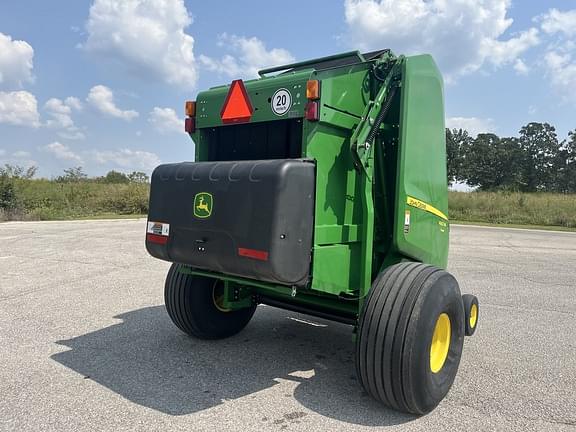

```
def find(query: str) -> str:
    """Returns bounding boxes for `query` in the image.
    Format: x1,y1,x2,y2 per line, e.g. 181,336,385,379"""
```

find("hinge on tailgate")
350,57,404,177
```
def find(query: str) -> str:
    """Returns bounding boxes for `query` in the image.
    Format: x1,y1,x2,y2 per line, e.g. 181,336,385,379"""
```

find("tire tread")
356,262,463,415
164,263,255,339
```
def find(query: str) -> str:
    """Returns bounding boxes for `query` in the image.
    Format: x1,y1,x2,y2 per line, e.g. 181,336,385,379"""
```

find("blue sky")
1,0,575,177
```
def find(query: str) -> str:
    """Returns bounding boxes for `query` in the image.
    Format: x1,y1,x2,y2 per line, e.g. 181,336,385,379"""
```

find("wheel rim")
469,303,478,329
212,281,231,313
430,313,451,373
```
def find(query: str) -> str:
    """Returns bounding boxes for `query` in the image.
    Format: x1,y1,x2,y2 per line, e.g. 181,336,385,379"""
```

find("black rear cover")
146,159,315,286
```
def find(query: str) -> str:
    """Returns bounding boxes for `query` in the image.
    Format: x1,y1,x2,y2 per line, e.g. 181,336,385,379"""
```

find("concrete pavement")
0,220,575,431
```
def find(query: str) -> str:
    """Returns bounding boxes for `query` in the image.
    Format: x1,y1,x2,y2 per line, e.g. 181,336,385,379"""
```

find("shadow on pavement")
52,305,414,426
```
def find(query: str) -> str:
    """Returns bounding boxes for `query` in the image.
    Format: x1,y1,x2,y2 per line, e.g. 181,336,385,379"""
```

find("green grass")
449,191,576,229
2,179,576,232
0,178,149,221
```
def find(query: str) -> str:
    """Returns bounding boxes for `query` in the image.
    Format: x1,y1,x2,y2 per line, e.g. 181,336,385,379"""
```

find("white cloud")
87,85,138,120
535,9,576,104
44,142,84,164
0,32,34,88
64,97,83,111
44,97,85,140
92,148,160,171
539,9,576,37
343,0,540,79
485,28,539,68
83,0,197,88
446,117,495,136
543,51,576,104
148,107,182,134
199,34,295,79
0,91,40,127
513,59,529,75
45,98,75,129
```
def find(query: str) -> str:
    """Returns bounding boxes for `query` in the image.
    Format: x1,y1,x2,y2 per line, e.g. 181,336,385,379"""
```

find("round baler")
145,49,479,414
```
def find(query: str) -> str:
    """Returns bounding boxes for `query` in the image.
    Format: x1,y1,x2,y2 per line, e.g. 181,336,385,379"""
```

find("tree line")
3,120,576,200
0,165,149,184
447,122,576,192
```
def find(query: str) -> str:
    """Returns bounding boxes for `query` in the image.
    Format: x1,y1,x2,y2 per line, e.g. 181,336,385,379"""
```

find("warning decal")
404,210,411,234
147,221,170,236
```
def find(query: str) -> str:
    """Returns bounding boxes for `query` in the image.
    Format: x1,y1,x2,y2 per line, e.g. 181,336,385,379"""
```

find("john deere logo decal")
194,192,213,218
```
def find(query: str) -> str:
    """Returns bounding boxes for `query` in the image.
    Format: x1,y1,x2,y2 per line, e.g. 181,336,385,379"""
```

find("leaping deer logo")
197,197,209,212
194,192,213,218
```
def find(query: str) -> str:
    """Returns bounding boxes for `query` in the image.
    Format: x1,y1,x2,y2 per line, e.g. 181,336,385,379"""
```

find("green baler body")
187,50,448,322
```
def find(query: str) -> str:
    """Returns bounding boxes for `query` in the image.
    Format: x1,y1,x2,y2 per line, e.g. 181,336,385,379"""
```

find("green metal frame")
187,50,449,323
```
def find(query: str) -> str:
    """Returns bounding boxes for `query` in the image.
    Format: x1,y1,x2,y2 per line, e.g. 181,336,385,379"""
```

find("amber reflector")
185,101,196,117
306,80,320,100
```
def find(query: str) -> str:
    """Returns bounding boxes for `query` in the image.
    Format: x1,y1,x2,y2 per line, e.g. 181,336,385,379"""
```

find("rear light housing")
185,100,196,133
185,117,196,133
306,80,321,100
185,101,196,117
305,101,319,121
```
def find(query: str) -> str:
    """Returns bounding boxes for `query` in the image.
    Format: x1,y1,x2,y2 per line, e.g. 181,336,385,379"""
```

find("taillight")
185,100,196,133
305,101,319,121
185,117,195,133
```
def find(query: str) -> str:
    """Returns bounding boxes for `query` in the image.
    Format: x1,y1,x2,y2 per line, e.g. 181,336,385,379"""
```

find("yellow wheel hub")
469,304,478,329
212,282,231,313
430,313,451,373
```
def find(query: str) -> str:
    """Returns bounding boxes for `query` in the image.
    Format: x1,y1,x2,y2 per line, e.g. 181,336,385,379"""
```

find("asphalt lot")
0,219,575,431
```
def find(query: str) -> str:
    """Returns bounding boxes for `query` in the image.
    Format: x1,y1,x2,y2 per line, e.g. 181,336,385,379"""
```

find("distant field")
0,179,148,221
2,179,576,230
449,191,576,229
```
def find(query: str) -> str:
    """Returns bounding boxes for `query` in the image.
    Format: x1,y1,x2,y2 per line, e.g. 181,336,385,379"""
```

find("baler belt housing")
149,49,449,306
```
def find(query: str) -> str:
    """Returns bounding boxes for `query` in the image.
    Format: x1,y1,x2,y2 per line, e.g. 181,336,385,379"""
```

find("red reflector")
305,101,319,121
185,117,195,133
238,247,269,261
220,79,254,124
147,233,168,245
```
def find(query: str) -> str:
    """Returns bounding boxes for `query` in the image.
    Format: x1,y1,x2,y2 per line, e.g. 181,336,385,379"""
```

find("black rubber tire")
462,294,479,336
164,263,256,339
356,262,465,415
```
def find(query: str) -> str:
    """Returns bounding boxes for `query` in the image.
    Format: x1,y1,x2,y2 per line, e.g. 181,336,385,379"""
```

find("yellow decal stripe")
406,196,448,221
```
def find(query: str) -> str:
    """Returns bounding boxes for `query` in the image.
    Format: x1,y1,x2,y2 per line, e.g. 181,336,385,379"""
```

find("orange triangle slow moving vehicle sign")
220,79,254,124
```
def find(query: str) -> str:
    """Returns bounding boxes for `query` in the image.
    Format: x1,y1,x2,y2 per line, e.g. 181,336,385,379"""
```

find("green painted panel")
393,55,449,268
195,70,312,128
305,124,362,232
319,106,360,131
315,65,371,119
315,224,359,245
303,64,373,296
311,244,361,295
